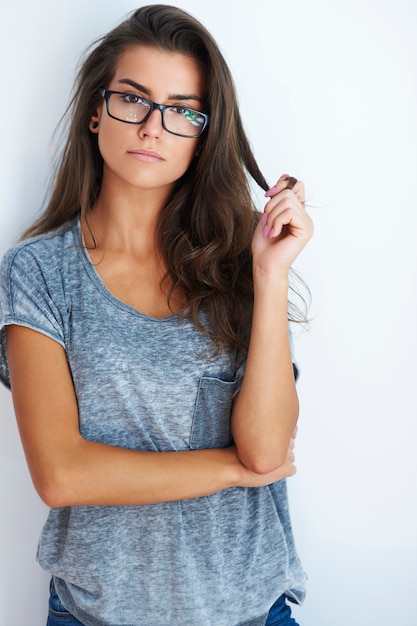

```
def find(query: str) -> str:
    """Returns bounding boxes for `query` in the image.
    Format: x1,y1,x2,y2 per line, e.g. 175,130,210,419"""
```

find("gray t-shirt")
0,220,306,626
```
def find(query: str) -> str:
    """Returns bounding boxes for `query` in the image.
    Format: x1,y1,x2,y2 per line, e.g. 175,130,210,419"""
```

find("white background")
1,1,416,624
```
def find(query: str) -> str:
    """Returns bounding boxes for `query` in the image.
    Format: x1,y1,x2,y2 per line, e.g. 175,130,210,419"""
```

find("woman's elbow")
239,451,288,475
33,466,76,508
235,430,296,475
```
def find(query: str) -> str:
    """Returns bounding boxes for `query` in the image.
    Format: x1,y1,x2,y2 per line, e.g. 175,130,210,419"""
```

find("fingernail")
269,227,275,238
261,212,268,226
263,224,270,238
281,174,290,179
265,186,277,198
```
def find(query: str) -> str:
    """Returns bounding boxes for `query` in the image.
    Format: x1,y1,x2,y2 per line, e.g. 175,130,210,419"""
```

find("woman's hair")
22,4,308,353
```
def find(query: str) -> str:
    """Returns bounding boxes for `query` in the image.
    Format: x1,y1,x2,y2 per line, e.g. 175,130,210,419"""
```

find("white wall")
1,0,416,624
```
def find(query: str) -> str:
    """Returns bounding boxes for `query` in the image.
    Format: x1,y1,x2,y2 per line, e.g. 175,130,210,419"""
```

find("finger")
265,174,304,198
263,186,308,229
292,181,305,204
265,176,305,206
265,192,305,216
264,207,310,240
265,176,290,197
263,193,306,232
286,180,305,205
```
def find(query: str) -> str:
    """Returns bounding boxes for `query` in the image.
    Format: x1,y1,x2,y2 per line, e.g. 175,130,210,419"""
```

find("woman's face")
94,45,206,196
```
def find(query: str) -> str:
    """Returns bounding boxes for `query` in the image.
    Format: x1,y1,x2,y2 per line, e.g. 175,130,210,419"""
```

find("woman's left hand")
251,174,313,278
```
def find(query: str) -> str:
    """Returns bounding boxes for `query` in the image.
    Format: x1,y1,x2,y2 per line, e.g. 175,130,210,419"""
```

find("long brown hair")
23,4,307,353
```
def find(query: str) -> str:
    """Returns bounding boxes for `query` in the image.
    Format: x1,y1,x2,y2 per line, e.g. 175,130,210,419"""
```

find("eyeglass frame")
97,89,209,138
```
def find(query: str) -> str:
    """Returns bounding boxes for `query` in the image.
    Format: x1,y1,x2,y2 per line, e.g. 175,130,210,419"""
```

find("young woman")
0,5,313,625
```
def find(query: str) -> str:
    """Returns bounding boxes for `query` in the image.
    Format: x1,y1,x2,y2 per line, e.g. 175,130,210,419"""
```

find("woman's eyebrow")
117,78,203,103
117,78,150,94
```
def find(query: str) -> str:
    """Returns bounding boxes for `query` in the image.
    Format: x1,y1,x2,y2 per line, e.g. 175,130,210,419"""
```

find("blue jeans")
265,594,300,626
47,580,299,626
46,580,85,626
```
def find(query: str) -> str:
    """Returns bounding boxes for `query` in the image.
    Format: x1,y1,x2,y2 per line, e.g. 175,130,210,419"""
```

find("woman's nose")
138,108,164,139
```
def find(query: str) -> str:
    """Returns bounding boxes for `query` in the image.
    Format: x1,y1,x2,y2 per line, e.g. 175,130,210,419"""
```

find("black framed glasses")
98,89,209,138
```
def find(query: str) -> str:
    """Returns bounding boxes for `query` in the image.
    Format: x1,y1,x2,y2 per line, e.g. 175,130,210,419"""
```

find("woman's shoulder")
1,220,79,279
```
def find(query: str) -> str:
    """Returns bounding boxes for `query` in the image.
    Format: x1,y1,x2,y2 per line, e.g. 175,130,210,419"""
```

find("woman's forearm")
231,272,298,474
40,440,242,507
40,438,296,508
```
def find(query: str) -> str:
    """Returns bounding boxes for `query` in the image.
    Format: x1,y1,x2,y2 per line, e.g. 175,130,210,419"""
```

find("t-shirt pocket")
189,377,235,449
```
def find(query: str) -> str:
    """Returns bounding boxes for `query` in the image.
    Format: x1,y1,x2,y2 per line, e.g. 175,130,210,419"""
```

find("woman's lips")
128,149,164,163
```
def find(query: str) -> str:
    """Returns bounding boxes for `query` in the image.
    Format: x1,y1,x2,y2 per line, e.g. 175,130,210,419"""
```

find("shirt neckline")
72,220,180,323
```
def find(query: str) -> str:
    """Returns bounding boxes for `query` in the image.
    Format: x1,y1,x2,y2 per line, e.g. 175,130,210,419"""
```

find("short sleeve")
0,243,66,388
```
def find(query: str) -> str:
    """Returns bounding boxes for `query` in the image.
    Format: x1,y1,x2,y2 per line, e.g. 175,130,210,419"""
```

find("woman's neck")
81,183,187,317
84,179,173,257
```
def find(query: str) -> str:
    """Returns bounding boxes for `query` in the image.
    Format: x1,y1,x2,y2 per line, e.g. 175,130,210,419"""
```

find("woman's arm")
6,324,295,508
231,175,313,474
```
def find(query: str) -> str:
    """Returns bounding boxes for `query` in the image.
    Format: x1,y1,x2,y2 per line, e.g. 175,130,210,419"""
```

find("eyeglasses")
98,89,209,138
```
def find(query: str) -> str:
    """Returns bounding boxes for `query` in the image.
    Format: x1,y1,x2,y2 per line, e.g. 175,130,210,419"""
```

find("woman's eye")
173,107,204,126
121,94,146,105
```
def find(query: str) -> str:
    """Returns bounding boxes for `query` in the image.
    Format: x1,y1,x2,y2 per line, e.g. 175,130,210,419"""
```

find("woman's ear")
89,107,102,133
